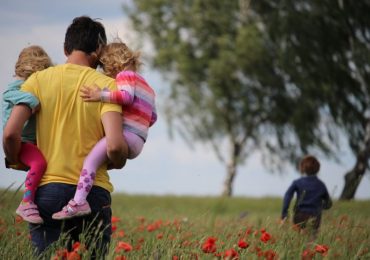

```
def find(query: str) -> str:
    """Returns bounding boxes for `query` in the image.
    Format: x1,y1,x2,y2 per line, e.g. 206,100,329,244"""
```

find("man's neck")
66,50,93,67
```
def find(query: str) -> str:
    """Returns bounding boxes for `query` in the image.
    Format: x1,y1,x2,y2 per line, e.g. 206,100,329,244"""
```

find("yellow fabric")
21,64,122,192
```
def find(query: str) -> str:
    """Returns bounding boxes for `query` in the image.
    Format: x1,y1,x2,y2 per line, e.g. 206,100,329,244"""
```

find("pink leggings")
18,142,47,203
73,131,144,204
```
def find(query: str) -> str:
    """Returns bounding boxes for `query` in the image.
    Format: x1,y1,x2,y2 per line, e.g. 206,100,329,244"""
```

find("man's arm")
3,105,32,163
101,111,128,169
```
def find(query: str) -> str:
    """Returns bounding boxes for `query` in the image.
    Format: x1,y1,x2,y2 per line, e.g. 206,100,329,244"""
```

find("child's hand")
80,84,101,102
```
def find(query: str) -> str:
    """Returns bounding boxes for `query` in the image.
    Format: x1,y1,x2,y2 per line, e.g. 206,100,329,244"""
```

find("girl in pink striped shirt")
52,41,157,220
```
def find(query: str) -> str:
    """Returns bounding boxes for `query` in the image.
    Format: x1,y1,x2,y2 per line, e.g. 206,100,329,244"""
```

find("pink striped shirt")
101,70,157,141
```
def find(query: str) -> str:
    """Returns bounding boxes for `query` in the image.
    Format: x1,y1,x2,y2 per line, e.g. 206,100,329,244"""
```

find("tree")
254,0,370,199
124,0,333,196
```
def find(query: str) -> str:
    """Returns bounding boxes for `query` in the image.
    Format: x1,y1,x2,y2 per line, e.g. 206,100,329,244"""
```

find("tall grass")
0,189,369,259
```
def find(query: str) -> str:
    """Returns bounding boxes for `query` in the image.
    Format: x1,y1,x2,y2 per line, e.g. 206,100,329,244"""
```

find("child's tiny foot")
52,199,91,220
16,202,43,224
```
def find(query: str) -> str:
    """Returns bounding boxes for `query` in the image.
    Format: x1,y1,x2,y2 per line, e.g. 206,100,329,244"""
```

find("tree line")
123,0,370,199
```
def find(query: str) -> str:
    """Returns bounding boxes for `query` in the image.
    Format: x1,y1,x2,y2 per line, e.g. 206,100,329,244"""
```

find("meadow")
0,188,369,259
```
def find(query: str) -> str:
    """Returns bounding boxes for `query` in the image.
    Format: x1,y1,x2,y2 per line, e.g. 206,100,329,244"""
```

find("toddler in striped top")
52,40,157,220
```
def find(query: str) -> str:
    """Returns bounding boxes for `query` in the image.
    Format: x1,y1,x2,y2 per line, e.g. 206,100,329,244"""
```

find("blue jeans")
29,183,112,256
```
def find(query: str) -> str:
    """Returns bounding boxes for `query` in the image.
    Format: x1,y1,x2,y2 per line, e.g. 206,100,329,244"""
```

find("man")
3,16,128,255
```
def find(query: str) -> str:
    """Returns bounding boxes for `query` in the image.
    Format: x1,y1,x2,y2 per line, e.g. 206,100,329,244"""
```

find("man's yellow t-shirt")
21,63,122,192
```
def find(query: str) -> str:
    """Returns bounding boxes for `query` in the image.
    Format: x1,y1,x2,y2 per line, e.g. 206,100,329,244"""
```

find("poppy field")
0,190,369,259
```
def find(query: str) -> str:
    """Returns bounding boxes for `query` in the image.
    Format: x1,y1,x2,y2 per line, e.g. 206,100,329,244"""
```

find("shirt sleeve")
322,186,332,210
21,73,38,97
100,71,135,105
9,75,40,109
3,88,39,109
281,181,297,219
100,80,123,116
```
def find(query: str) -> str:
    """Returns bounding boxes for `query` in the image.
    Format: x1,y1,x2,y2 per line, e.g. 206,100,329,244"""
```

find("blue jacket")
2,79,39,143
281,175,332,219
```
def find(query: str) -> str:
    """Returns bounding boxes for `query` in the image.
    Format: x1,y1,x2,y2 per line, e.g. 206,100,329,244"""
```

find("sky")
0,0,369,200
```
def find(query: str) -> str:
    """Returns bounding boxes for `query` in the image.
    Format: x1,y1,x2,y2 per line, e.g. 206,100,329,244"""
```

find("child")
2,45,52,224
281,155,332,237
52,40,157,220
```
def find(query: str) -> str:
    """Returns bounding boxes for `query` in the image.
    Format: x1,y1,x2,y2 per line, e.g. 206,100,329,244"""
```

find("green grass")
0,189,369,259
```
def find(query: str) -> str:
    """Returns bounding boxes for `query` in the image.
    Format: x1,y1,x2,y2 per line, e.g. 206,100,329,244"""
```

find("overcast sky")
0,0,369,199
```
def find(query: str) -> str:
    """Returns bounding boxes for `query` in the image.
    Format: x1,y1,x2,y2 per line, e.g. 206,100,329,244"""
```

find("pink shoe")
52,199,91,220
16,202,43,224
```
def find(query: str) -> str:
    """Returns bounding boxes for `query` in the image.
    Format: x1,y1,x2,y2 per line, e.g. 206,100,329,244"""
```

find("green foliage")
124,1,339,197
0,190,369,259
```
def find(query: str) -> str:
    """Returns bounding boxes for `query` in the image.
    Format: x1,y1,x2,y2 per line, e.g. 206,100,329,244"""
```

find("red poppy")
223,248,239,259
264,249,277,260
302,248,315,260
202,237,217,253
111,216,121,223
71,242,86,253
157,232,164,239
260,232,272,243
115,241,133,253
66,251,81,260
238,239,249,249
115,256,127,260
315,244,329,255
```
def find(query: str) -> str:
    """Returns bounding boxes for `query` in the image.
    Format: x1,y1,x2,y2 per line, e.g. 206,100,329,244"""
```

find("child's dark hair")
299,155,320,175
64,16,107,55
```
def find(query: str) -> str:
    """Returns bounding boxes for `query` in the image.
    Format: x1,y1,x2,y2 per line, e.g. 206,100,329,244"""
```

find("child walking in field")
3,45,52,224
281,155,332,238
52,40,157,220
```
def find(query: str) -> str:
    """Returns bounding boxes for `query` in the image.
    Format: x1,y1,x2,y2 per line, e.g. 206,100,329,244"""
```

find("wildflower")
53,248,68,259
301,248,315,260
260,232,272,243
315,244,329,255
137,216,145,223
112,216,121,223
117,229,125,238
15,216,23,224
202,237,217,253
238,239,249,249
72,241,86,252
223,248,239,259
264,249,277,260
115,241,133,253
112,225,117,232
66,251,81,260
115,256,127,260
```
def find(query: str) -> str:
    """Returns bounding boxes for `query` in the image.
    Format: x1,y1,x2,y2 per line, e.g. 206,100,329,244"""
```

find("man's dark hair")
64,16,107,55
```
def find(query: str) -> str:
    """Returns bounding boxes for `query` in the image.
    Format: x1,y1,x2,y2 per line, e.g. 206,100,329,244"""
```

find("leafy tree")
254,0,370,199
124,0,334,196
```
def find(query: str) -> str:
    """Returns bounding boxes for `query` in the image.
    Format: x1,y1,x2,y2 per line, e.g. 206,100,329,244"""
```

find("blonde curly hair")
15,45,52,79
99,40,142,78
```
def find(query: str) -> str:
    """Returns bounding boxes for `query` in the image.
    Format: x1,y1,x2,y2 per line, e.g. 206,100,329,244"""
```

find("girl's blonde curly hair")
15,45,52,79
99,40,142,78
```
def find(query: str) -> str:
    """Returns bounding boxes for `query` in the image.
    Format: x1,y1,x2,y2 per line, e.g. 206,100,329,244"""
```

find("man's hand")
3,105,32,163
5,158,29,172
80,84,101,101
